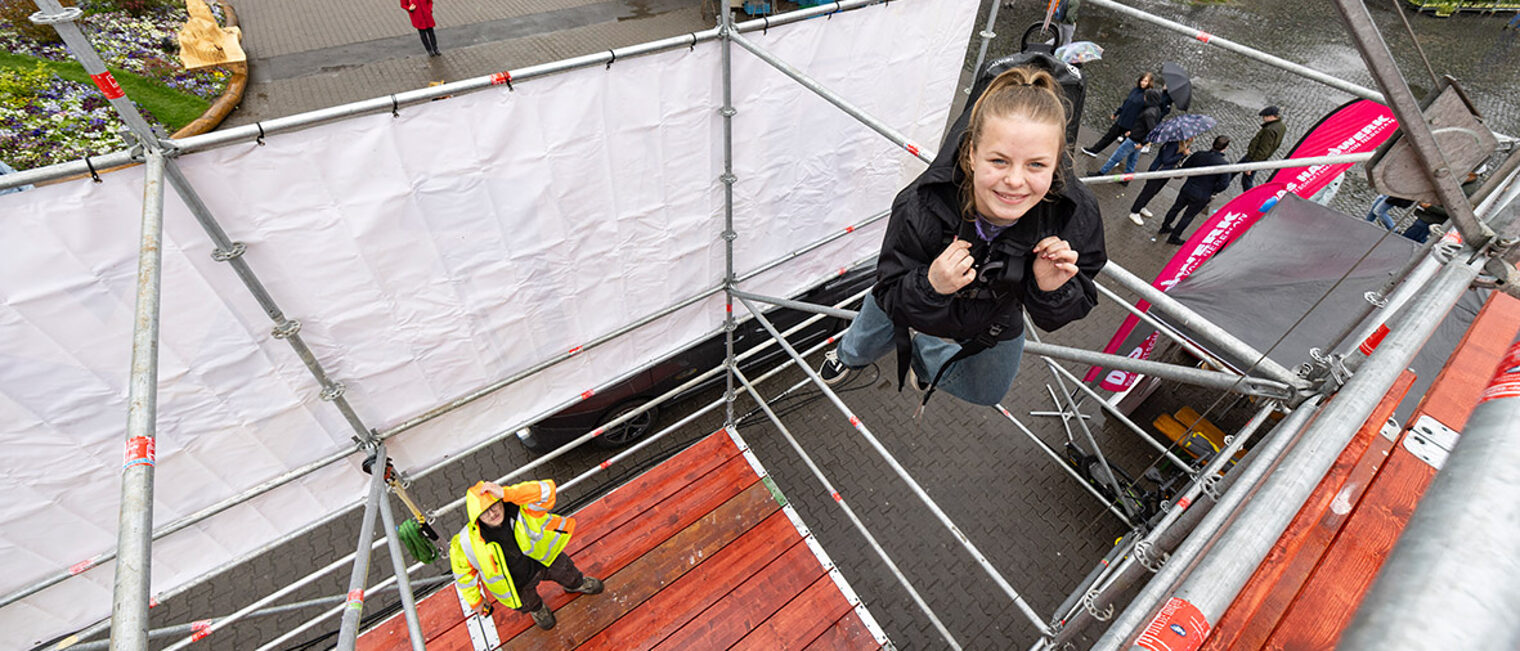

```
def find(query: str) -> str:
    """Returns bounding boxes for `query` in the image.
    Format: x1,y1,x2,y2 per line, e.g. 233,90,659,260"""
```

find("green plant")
0,61,52,102
103,0,176,15
0,51,208,130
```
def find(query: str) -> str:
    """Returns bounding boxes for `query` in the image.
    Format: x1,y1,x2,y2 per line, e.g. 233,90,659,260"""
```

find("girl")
819,66,1107,407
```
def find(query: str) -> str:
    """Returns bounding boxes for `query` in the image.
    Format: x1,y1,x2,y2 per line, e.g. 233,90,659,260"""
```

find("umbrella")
1054,41,1103,65
1148,114,1217,143
1160,61,1192,111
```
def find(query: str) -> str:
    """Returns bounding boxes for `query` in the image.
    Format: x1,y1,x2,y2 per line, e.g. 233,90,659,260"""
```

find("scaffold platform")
357,427,885,650
1192,292,1520,650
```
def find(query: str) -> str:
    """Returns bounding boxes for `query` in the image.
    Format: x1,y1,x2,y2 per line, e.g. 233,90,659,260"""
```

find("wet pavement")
119,1,1520,649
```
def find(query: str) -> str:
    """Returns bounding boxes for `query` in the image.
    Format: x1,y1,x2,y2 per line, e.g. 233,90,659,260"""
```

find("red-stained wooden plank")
805,611,881,651
1410,293,1520,430
578,515,805,651
643,538,821,651
729,575,855,651
568,430,741,553
498,482,783,650
1261,447,1435,650
425,453,764,648
361,430,742,651
1202,370,1415,651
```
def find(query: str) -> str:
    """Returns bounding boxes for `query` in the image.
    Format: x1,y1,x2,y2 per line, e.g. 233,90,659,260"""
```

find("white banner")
0,0,976,645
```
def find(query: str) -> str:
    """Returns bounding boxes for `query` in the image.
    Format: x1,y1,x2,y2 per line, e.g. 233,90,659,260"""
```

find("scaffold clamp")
28,6,82,25
211,242,246,262
271,319,301,339
320,382,346,401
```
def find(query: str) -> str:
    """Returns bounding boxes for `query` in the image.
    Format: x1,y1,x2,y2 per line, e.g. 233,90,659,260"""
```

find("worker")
449,479,604,630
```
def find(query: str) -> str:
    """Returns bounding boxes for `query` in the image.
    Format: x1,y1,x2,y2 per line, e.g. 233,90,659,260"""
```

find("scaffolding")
8,0,1520,648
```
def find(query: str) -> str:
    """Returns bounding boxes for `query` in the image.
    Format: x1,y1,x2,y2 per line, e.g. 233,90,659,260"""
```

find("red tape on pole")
190,620,213,642
124,436,155,470
90,71,125,99
1479,341,1520,403
346,588,364,611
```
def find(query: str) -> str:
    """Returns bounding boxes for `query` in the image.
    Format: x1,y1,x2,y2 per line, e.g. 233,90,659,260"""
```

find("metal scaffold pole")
375,476,427,651
720,2,738,427
1331,0,1493,247
109,147,167,651
335,445,389,650
969,0,1002,89
1339,337,1520,650
1097,252,1484,650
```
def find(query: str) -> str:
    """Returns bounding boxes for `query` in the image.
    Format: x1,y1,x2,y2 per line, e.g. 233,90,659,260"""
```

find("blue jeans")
1364,195,1397,230
1098,138,1141,175
836,294,1025,406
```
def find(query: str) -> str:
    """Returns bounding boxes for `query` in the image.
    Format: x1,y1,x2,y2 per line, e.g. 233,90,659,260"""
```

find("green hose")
399,518,440,564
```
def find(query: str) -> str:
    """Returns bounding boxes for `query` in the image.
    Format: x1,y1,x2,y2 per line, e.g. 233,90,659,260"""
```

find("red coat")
402,0,434,30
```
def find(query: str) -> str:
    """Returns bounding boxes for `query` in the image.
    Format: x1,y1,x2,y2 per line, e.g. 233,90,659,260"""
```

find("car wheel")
594,401,659,449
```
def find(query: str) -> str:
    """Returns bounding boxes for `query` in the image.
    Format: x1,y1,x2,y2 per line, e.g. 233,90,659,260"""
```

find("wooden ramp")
1200,292,1520,650
359,427,887,651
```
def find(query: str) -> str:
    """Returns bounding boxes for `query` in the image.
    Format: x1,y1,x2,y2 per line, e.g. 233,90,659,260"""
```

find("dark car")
515,262,877,453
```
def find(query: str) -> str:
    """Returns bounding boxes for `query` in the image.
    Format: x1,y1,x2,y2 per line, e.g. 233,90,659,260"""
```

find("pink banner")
1268,99,1398,198
1086,183,1285,390
1084,99,1400,391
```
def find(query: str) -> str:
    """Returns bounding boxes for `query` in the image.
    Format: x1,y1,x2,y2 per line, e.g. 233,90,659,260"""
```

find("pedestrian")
402,0,440,56
1097,87,1165,177
450,479,604,631
817,65,1108,408
1053,0,1080,48
1364,194,1416,230
1402,171,1481,243
1155,135,1231,244
1238,106,1285,191
1081,72,1155,158
1126,137,1191,226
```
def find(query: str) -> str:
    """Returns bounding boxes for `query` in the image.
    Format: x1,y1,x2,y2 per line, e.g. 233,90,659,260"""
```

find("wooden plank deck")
1202,292,1520,650
359,428,884,651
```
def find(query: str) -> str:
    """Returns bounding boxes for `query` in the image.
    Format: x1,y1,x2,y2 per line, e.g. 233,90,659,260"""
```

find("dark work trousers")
1161,193,1212,239
417,27,438,54
1087,122,1129,154
513,552,585,613
1129,177,1173,214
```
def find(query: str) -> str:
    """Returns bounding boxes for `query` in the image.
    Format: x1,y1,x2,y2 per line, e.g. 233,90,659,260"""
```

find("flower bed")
0,0,232,171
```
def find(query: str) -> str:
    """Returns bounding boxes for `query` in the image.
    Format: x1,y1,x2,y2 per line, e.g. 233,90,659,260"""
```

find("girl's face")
969,114,1062,225
1140,73,1153,89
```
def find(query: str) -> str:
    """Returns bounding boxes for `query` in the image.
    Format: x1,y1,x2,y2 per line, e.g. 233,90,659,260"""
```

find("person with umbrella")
1238,106,1285,191
1155,135,1232,245
1081,71,1155,158
1125,113,1214,225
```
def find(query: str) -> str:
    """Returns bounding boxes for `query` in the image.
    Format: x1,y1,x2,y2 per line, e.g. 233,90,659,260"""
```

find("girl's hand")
928,238,976,295
407,3,416,9
1031,236,1079,292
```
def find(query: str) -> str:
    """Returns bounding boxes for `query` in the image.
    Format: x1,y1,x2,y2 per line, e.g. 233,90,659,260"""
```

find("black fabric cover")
1160,193,1485,422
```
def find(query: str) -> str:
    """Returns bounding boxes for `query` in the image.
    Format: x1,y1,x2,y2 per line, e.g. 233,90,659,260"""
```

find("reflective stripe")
454,523,522,609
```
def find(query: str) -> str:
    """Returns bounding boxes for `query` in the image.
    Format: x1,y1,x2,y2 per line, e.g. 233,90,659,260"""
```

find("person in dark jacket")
1126,137,1191,226
1238,106,1285,191
1098,88,1164,176
1155,135,1231,245
818,66,1108,407
1402,172,1481,243
1364,194,1415,230
1081,72,1155,157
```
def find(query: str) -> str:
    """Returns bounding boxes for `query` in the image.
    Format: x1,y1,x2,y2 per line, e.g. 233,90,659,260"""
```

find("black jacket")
1128,89,1166,144
872,144,1107,346
1176,150,1232,199
1112,87,1146,129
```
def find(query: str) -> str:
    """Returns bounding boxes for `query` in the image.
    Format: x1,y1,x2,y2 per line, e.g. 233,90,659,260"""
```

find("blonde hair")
957,66,1070,219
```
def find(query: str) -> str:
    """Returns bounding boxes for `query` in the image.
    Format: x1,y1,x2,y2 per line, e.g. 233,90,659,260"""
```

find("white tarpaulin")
0,1,975,645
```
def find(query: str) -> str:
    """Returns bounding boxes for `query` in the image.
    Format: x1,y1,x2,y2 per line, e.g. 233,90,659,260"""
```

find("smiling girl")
819,65,1107,407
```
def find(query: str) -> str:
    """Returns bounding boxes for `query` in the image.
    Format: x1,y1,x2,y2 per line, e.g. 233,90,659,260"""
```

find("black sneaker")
819,350,850,385
1157,225,1173,234
1080,147,1099,158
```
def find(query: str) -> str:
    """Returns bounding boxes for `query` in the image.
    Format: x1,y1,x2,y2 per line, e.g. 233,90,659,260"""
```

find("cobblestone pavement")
117,0,1520,649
